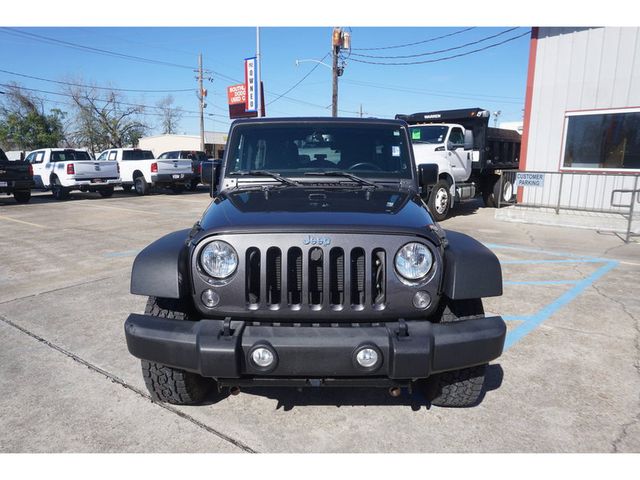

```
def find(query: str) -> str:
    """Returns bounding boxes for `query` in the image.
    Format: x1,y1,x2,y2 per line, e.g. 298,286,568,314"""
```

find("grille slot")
308,247,323,307
287,247,303,306
245,247,260,305
350,248,366,307
242,245,386,312
329,248,345,307
372,249,386,307
266,247,281,306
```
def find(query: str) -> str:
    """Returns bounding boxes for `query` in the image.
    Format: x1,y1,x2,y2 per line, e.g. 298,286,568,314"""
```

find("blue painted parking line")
485,243,619,351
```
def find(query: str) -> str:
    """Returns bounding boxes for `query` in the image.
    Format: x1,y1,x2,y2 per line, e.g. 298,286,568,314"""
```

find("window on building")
562,109,640,170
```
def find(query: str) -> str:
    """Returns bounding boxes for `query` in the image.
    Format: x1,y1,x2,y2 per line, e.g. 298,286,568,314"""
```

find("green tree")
0,84,66,150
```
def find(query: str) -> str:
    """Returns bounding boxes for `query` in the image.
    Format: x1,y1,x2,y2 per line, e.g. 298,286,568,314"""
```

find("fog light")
413,291,431,309
356,347,379,368
251,347,275,368
201,289,220,308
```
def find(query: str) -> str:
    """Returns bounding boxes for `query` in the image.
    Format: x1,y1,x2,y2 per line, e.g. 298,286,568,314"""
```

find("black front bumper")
124,315,506,382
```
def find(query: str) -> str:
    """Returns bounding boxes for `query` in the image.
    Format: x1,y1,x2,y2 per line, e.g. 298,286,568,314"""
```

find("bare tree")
156,95,183,135
65,84,148,152
0,82,66,150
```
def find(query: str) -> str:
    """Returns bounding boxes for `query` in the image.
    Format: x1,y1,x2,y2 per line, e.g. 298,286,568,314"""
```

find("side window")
34,151,45,164
97,151,107,161
25,152,36,163
167,151,178,159
108,151,117,161
158,152,168,159
449,128,465,146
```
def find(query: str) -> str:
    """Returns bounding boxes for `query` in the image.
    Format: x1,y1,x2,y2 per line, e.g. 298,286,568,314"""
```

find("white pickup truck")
27,148,120,200
100,148,194,195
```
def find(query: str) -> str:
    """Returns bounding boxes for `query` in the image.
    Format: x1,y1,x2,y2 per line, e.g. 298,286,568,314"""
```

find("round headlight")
395,242,433,280
200,240,238,279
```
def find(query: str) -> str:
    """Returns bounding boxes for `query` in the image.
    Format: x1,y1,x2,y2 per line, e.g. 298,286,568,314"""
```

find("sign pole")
256,27,263,118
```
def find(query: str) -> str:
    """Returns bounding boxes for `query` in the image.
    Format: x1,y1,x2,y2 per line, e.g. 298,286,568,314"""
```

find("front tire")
140,297,213,405
13,190,31,203
428,364,487,408
420,298,488,407
427,180,451,221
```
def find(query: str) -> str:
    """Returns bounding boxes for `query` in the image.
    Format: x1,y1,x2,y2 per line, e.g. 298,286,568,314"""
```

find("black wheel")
188,179,199,191
140,297,214,405
134,175,149,196
51,177,70,200
13,190,31,203
121,184,133,193
427,180,451,221
427,364,487,408
419,298,488,407
484,176,514,208
170,184,185,194
98,186,114,198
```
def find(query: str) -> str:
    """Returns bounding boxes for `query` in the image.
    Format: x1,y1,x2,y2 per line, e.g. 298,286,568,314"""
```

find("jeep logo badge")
303,235,331,246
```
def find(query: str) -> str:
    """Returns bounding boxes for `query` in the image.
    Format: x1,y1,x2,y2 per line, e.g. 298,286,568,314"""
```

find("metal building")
138,132,228,159
511,27,640,239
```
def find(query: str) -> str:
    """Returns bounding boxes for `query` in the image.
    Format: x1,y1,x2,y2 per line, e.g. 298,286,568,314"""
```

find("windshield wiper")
229,170,301,187
303,171,380,188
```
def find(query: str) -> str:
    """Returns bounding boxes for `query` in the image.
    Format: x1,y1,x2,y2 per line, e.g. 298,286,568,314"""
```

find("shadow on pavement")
209,364,504,412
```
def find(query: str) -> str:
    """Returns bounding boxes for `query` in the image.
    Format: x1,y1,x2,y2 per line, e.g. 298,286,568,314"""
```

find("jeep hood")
199,187,436,233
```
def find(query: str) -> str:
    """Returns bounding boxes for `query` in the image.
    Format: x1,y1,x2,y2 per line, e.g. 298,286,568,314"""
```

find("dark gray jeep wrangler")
124,117,506,407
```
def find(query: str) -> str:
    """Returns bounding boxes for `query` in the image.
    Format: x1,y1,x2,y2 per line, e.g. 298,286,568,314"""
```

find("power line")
0,68,194,93
0,27,362,116
352,27,476,51
342,79,524,104
0,28,196,70
0,83,227,118
348,30,531,66
350,27,520,59
267,52,330,106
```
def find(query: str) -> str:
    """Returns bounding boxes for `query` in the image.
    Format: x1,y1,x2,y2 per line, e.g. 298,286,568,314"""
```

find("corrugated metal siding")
525,27,640,172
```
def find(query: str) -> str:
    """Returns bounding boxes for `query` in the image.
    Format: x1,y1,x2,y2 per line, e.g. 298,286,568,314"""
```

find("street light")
295,59,332,69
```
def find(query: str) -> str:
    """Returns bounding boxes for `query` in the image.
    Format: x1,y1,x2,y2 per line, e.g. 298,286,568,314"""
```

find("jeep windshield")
409,125,449,144
226,123,413,184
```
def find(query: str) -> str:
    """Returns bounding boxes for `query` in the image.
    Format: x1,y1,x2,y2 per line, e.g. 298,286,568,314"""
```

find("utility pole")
331,28,341,118
359,104,363,118
197,53,205,152
256,27,263,117
330,27,350,117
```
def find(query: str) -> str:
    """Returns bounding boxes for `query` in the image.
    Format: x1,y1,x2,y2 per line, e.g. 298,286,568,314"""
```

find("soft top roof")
230,116,407,127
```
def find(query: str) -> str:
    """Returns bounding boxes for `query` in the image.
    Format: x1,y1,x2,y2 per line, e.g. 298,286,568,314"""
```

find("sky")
0,26,531,136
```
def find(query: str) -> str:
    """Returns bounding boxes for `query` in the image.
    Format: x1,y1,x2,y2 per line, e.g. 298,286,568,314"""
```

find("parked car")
198,158,222,193
27,148,120,200
124,117,506,408
103,148,193,195
157,150,210,190
0,147,33,203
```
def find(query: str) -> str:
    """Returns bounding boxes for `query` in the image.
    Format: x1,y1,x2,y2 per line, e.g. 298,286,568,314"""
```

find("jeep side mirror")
464,130,474,150
418,164,438,188
201,160,222,197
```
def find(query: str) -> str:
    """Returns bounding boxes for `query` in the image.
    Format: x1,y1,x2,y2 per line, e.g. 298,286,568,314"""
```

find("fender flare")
130,229,191,299
442,230,503,299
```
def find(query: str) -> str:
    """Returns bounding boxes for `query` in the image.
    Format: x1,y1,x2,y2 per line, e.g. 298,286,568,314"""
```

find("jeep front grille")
244,246,387,311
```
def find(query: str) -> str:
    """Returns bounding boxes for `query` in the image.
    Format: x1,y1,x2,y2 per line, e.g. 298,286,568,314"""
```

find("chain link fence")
496,170,640,242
